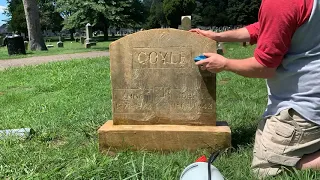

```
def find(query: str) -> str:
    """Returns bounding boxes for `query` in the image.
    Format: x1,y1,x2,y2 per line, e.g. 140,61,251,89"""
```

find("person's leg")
251,108,320,179
296,150,320,169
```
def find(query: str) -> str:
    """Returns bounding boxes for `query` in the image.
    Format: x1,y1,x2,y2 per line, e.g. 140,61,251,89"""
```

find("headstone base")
98,120,231,152
85,43,91,48
57,41,64,48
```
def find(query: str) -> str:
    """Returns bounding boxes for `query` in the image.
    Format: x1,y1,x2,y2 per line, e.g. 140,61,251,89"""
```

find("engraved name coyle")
132,47,192,68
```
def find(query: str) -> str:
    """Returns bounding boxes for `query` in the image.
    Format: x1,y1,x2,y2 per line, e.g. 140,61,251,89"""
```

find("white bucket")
180,162,224,180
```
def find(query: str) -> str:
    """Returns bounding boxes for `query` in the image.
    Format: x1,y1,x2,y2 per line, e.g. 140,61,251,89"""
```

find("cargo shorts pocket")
271,120,296,148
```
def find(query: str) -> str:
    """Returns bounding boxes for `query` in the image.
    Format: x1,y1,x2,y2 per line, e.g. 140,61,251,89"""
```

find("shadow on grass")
229,118,261,149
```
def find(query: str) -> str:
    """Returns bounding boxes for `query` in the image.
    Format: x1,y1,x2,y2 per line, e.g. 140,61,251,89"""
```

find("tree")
144,0,167,29
22,0,48,51
56,0,145,40
5,0,63,36
39,0,64,32
4,0,27,35
163,0,196,28
227,0,260,25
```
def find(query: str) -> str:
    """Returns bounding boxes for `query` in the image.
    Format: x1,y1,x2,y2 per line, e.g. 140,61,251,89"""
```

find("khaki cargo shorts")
252,108,320,178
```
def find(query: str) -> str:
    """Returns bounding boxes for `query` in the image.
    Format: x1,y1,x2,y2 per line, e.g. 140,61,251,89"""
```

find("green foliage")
38,0,64,32
192,0,229,27
5,0,27,34
227,0,261,25
163,0,196,28
5,0,63,34
144,0,167,29
56,0,145,30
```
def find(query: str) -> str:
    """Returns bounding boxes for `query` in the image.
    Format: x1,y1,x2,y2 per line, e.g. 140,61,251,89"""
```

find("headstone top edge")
181,16,192,20
109,28,216,47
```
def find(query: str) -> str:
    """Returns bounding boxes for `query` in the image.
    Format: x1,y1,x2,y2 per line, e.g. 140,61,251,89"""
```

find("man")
190,0,320,178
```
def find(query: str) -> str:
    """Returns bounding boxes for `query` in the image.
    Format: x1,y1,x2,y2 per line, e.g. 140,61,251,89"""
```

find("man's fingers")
203,53,214,57
195,59,209,66
189,29,199,32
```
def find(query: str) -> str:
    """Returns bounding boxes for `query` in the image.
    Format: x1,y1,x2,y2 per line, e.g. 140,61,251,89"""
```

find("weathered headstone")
217,42,224,55
85,43,91,48
85,23,96,48
179,16,192,31
80,37,85,44
7,36,26,55
57,36,64,48
24,41,28,50
242,42,247,47
98,29,231,152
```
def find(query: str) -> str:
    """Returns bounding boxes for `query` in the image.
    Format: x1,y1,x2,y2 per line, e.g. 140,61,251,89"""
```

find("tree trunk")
22,0,47,51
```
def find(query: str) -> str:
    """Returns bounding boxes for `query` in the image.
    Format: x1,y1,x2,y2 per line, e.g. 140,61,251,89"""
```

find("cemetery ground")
0,37,115,60
0,43,319,179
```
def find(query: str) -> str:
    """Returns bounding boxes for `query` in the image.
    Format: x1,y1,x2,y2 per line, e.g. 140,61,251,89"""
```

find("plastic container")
180,162,224,180
0,128,34,139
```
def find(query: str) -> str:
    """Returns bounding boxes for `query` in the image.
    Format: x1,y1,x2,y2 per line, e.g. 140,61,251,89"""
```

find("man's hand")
195,53,228,73
189,29,218,40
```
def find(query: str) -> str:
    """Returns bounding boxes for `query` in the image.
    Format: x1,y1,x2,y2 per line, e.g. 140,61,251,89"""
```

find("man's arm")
225,57,276,78
215,28,251,42
195,53,276,79
189,24,258,43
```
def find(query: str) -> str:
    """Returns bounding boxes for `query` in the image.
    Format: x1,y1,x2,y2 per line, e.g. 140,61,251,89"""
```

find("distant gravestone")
85,43,91,48
24,41,28,50
57,36,64,48
242,42,247,47
98,29,231,152
80,37,85,44
85,23,96,48
7,36,26,55
179,16,192,31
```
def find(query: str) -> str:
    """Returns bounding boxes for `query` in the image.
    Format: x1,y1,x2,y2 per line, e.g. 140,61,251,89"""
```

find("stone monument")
24,41,28,50
57,36,64,48
98,28,231,152
80,37,85,44
179,16,192,31
85,23,96,48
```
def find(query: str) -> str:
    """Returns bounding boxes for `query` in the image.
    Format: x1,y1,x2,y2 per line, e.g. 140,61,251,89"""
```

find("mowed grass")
1,43,320,179
0,40,111,60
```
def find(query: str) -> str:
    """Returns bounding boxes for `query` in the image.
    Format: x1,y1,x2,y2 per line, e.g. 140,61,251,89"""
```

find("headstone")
0,36,4,47
242,42,247,47
179,16,192,31
80,37,85,44
85,23,96,46
57,36,64,48
85,43,91,48
6,36,26,55
24,41,28,50
46,45,54,48
217,42,224,55
98,28,231,152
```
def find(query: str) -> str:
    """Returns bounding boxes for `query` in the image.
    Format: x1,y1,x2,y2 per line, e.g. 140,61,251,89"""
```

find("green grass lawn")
0,40,111,60
1,43,319,179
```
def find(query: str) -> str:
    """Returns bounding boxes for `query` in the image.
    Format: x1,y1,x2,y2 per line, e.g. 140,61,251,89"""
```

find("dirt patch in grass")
219,78,231,85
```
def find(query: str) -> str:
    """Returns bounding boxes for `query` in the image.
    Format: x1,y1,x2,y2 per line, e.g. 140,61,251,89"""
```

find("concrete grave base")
98,120,231,152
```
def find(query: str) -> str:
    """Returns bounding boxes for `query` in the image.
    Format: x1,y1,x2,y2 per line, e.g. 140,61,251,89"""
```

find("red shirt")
246,0,314,68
